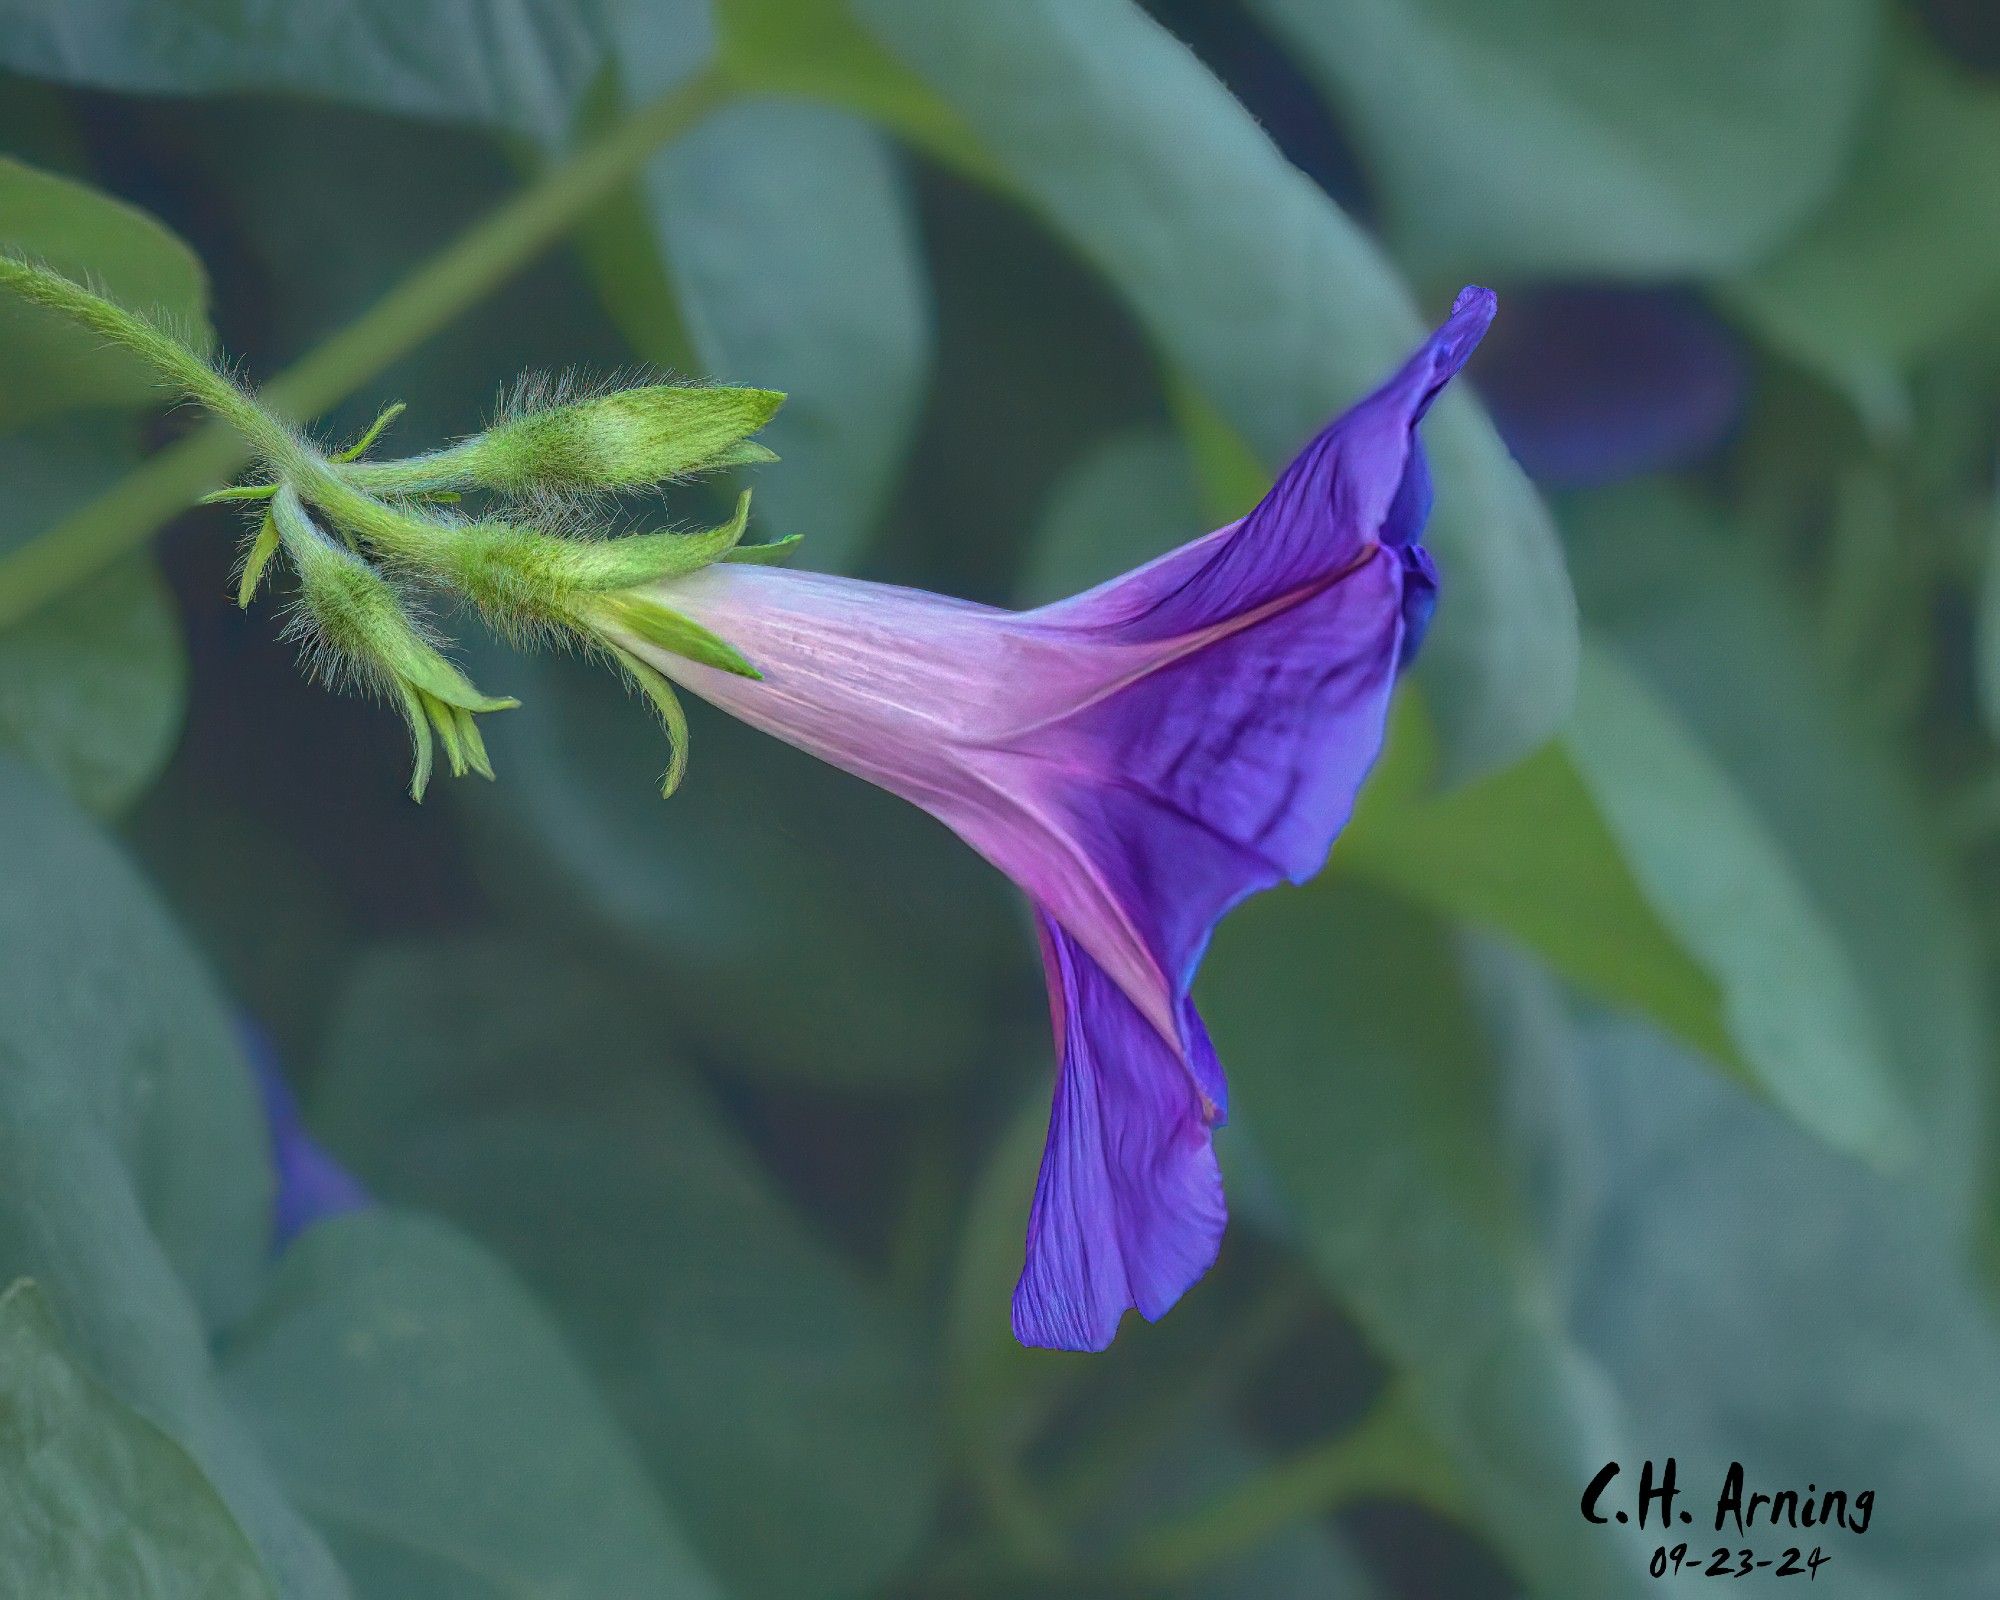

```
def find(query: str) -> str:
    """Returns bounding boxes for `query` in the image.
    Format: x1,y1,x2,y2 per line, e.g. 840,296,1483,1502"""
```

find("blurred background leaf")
1565,484,1992,1215
0,152,211,426
1509,982,2000,1597
636,98,931,573
1730,23,2000,428
313,938,942,1599
1205,884,1652,1597
1250,0,1883,279
218,1212,722,1600
0,1280,274,1600
0,754,347,1596
0,0,610,137
460,665,1018,1087
0,420,185,812
0,154,200,811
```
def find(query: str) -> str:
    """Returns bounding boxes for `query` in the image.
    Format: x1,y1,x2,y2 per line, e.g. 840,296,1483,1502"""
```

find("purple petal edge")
1012,914,1226,1352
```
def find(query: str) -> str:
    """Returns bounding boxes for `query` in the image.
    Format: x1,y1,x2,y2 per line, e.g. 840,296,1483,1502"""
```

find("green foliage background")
1,0,1998,1594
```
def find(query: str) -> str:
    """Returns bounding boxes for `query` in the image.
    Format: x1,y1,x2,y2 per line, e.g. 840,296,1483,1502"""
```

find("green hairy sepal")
0,258,787,800
393,491,762,640
273,488,517,801
341,380,785,500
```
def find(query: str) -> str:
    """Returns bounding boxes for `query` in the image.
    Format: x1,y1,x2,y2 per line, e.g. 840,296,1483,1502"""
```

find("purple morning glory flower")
1477,284,1744,487
241,1021,369,1250
620,289,1495,1350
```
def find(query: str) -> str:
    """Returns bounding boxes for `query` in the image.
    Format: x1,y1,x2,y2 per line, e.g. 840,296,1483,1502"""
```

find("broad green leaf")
1204,885,1651,1597
844,0,1576,775
1341,716,1735,1071
219,1213,721,1600
463,645,1014,1086
0,760,728,1600
314,938,942,1600
1730,30,2000,428
1354,645,1913,1170
0,155,212,428
1567,483,1990,1215
0,0,610,139
0,755,351,1598
1565,643,1908,1167
1514,998,2000,1597
0,1280,274,1600
716,0,992,176
1250,0,1881,279
0,418,185,813
639,98,932,570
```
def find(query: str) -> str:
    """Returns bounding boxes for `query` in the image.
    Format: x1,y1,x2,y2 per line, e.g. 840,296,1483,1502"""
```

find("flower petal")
1045,285,1493,642
1012,913,1226,1352
1001,547,1408,1080
243,1022,368,1250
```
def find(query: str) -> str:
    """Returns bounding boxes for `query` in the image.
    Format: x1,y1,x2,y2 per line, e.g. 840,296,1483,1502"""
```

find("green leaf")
1565,642,1909,1167
844,0,1576,774
0,1281,275,1600
218,1213,721,1600
1351,640,1913,1171
1729,29,2000,427
636,98,932,572
1516,999,2000,1598
1249,0,1882,279
313,937,942,1600
0,155,212,428
0,1,612,139
1203,886,1652,1597
0,415,185,814
462,644,1014,1087
1568,483,1991,1215
0,758,735,1598
0,755,351,1598
715,0,992,177
1341,711,1736,1072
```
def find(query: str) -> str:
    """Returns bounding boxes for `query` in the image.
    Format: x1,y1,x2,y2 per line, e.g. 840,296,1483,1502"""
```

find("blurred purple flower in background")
241,1021,368,1250
620,291,1493,1350
1476,283,1746,487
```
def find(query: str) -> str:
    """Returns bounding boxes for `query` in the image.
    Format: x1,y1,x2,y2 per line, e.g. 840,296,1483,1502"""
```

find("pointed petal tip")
1453,283,1498,320
1432,285,1497,380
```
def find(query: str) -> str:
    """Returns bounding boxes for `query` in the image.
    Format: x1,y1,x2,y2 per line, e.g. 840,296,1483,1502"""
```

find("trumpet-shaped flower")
614,289,1495,1351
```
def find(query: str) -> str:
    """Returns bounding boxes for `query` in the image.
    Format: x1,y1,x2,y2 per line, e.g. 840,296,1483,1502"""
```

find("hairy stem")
0,65,730,630
0,255,290,455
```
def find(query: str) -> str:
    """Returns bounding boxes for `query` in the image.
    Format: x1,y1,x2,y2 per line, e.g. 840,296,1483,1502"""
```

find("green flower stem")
0,256,285,453
1115,1382,1463,1584
0,65,730,631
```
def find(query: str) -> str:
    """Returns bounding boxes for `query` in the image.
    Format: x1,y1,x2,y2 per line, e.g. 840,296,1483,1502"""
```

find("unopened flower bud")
273,486,516,799
341,382,784,501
